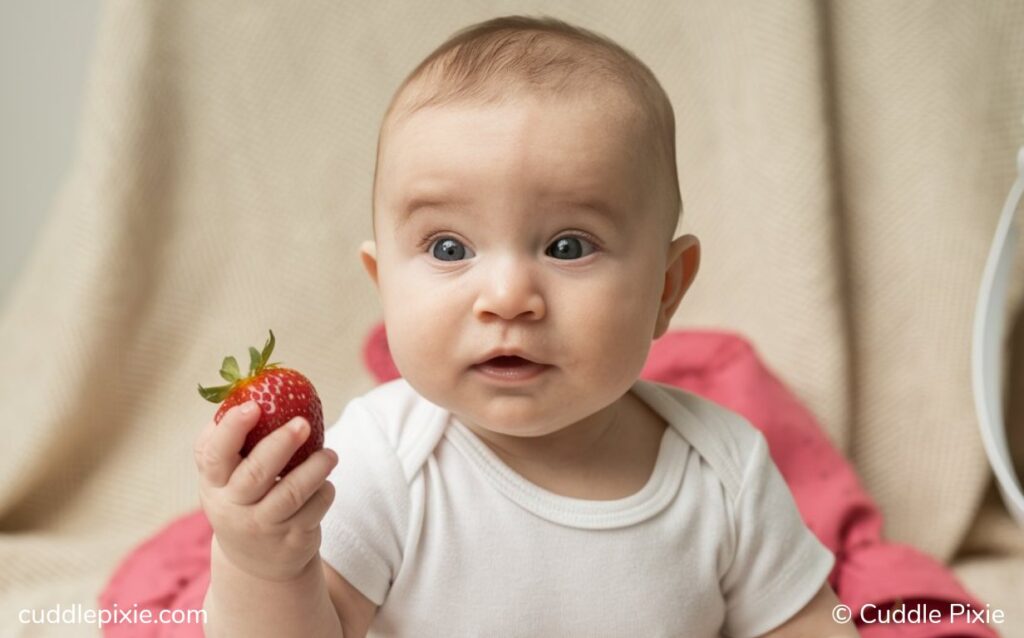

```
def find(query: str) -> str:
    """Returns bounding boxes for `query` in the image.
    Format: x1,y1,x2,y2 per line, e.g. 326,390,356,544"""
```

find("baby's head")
360,15,700,438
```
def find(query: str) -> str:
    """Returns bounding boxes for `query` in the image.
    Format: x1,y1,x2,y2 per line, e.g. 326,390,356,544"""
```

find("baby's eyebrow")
394,195,470,230
395,194,622,230
560,199,621,222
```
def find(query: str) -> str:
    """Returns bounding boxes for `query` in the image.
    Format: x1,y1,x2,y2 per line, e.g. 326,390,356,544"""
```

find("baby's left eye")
546,235,597,260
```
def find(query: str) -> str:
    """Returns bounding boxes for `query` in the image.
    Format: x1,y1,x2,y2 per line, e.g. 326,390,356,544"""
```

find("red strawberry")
198,330,324,477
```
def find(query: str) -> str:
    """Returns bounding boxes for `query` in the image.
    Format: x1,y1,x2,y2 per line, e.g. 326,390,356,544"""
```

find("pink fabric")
98,327,999,637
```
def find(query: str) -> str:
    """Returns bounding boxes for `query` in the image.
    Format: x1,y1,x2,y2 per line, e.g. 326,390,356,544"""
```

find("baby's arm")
194,401,345,637
205,538,342,638
322,558,379,637
753,584,860,638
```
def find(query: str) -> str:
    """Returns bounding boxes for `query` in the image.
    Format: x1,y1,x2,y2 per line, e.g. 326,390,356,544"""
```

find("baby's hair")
372,14,682,242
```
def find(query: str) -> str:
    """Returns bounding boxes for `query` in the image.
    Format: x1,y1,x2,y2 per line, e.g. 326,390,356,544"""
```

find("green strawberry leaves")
250,330,276,376
220,356,241,382
248,348,262,377
197,381,233,403
198,329,283,404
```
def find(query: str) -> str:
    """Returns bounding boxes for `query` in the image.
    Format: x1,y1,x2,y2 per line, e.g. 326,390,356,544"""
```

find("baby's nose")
472,261,546,321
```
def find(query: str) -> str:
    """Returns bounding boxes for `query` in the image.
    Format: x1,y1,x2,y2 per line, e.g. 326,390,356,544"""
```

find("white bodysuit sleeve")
719,430,835,638
318,398,410,606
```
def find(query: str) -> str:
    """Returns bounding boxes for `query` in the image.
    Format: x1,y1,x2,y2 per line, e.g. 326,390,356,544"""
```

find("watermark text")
19,603,206,629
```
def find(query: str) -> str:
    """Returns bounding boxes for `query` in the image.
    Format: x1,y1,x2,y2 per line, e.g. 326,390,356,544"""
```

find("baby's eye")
425,234,598,262
546,235,597,260
430,237,476,262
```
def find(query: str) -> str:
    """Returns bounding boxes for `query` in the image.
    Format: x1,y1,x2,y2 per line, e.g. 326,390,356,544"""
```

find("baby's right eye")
429,236,476,262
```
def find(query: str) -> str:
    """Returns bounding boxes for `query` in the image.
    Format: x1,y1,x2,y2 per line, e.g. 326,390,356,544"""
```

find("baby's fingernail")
240,401,258,415
290,418,307,433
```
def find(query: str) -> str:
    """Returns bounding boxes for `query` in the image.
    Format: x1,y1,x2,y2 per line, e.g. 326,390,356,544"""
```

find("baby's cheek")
385,297,451,375
592,280,659,369
580,277,651,334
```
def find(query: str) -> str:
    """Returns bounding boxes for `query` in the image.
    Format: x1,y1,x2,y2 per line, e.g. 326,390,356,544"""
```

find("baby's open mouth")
471,354,551,382
483,355,531,367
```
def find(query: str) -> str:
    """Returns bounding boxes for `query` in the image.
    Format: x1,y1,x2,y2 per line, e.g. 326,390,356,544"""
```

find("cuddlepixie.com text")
18,602,206,629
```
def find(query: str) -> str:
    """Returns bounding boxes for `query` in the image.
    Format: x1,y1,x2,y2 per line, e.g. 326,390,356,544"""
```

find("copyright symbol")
832,604,852,624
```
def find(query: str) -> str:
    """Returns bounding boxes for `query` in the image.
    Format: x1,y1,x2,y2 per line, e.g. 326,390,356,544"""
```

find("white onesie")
319,377,834,637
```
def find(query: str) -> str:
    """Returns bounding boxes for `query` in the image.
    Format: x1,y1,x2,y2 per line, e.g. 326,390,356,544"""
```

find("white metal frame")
972,144,1024,527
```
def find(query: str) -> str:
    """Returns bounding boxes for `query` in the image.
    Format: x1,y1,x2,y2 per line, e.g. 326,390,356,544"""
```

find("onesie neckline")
444,378,689,529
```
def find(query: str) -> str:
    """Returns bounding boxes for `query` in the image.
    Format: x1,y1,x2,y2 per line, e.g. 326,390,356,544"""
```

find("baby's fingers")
256,448,339,524
226,417,311,505
195,400,261,488
284,480,336,532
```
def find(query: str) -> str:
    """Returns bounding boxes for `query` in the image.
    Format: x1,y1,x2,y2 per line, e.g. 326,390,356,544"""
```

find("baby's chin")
403,366,556,409
450,396,599,439
450,399,546,428
401,366,624,434
463,416,563,439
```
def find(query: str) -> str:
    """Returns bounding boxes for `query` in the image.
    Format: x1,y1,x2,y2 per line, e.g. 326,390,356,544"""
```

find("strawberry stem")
198,329,283,404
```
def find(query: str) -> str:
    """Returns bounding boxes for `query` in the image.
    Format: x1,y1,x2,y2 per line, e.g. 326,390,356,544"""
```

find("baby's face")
361,94,698,439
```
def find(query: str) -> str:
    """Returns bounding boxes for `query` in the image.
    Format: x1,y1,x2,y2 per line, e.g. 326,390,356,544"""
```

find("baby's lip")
473,348,546,366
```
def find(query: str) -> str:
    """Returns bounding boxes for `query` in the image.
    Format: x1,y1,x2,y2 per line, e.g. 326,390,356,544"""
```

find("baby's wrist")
211,534,317,584
206,538,338,638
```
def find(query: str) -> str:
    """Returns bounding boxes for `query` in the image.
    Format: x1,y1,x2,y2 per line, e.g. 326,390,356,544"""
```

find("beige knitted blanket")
2,1,1023,636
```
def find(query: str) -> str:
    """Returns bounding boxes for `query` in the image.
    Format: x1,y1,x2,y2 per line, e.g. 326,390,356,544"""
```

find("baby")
196,15,858,638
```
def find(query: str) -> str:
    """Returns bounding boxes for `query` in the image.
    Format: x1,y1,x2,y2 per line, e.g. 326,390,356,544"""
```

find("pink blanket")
98,327,999,637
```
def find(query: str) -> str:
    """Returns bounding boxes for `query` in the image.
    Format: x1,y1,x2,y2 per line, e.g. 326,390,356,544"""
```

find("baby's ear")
359,240,379,287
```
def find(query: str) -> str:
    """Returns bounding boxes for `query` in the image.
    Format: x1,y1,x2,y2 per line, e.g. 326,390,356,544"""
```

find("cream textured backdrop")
1,1,1023,636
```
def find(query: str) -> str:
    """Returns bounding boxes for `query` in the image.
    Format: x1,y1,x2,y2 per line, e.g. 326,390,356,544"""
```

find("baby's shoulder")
642,381,769,501
328,377,448,482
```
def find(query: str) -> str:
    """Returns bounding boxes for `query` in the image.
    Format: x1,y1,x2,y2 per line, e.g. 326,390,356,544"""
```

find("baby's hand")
194,401,339,582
